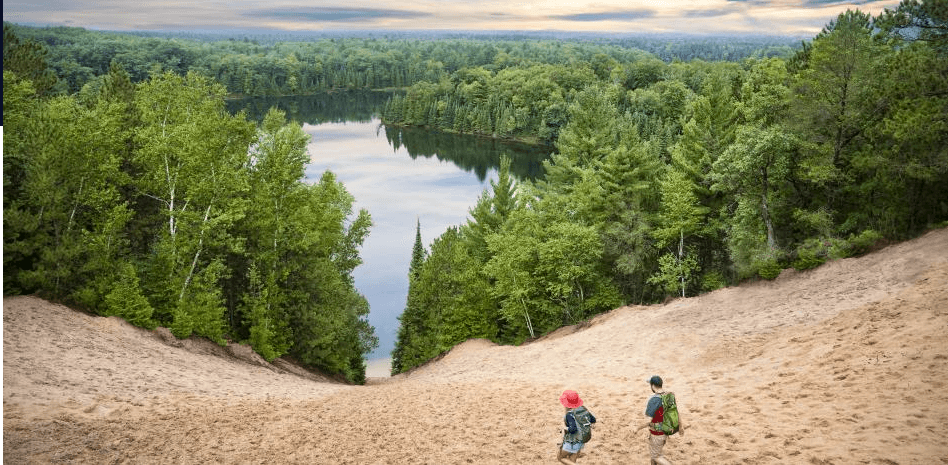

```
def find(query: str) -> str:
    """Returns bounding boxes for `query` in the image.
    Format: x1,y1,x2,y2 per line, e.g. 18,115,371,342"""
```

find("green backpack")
567,406,593,443
658,392,680,435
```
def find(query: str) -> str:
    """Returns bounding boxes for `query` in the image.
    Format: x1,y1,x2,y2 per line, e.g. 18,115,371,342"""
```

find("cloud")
800,0,881,4
244,6,431,23
553,9,656,22
4,0,902,37
681,7,740,18
725,0,879,5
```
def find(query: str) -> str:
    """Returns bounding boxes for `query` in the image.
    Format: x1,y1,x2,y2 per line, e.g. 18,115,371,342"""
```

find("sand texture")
4,228,948,464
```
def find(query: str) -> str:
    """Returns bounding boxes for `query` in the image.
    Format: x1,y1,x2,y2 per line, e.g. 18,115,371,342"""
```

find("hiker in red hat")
558,390,597,464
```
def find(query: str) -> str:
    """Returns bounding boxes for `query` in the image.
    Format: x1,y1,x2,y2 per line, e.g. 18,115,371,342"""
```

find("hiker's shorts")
648,434,669,462
562,441,584,454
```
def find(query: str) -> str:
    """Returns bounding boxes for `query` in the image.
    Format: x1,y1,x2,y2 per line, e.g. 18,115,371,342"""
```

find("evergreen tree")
3,24,58,96
391,219,429,374
464,155,517,264
791,10,887,231
877,0,948,54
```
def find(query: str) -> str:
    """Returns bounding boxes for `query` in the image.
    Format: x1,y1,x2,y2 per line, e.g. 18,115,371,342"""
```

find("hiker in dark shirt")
558,390,597,464
634,376,683,465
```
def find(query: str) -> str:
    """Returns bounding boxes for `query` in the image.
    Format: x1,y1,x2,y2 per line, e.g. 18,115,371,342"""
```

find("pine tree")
2,25,58,96
391,219,429,374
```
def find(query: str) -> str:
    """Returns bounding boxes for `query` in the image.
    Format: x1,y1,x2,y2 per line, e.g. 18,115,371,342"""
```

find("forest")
3,0,947,379
3,40,377,383
389,2,948,373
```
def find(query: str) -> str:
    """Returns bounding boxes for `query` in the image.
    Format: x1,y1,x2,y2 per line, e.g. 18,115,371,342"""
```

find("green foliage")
654,171,707,247
700,271,727,292
169,307,194,339
649,251,701,296
7,11,948,383
877,0,948,55
393,226,498,374
3,70,132,303
791,228,882,270
828,229,884,259
392,220,432,373
792,238,830,270
756,256,784,280
846,229,884,255
273,173,376,382
178,261,228,344
3,24,58,95
3,66,377,383
484,185,622,341
104,263,156,330
243,265,288,362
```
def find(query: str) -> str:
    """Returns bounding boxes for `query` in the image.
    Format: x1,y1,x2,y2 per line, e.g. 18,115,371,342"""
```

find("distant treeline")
4,21,798,98
390,3,948,373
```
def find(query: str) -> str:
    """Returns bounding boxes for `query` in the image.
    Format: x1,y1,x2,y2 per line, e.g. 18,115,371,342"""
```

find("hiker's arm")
565,414,578,434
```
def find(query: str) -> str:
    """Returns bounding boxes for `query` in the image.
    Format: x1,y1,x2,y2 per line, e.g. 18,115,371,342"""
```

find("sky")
5,0,901,37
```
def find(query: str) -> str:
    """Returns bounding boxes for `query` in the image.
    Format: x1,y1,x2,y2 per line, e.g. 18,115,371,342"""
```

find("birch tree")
134,71,255,340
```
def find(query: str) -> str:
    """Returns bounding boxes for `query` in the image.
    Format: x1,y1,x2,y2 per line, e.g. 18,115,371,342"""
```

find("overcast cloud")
5,0,900,36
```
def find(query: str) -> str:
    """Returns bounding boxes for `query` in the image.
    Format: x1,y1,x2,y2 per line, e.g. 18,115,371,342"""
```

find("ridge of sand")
4,227,948,464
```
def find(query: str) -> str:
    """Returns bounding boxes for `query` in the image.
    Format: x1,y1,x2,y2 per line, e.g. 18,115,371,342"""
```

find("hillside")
4,228,948,464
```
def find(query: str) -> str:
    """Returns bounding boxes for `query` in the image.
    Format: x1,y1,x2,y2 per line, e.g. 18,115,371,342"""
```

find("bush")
847,229,882,256
826,229,883,259
756,258,783,280
104,264,157,330
701,271,728,292
793,238,829,270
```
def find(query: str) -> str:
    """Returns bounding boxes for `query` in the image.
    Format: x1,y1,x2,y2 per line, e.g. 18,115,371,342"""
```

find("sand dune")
4,228,948,464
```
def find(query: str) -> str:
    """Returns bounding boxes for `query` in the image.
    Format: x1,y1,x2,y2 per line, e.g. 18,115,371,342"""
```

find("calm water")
228,93,550,362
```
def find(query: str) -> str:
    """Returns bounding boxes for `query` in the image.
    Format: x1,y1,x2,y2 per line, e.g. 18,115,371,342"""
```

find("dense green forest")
3,34,377,382
3,0,946,380
390,2,948,374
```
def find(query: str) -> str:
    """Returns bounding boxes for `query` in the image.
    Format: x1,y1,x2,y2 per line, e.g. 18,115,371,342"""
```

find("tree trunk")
179,204,212,302
679,229,686,298
760,168,776,250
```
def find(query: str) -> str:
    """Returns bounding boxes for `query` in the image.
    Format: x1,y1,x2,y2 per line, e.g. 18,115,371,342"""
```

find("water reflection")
382,125,548,181
227,92,551,361
227,91,386,124
227,92,551,180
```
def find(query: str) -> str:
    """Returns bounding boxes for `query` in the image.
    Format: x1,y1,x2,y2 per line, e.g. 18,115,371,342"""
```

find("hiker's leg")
557,448,577,465
648,434,673,465
559,441,581,464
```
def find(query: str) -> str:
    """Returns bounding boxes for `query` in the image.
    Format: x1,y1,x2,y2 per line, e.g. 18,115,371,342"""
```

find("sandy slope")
4,228,948,464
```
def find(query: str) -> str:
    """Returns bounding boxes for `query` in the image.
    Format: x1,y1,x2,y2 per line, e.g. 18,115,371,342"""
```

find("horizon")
4,0,901,38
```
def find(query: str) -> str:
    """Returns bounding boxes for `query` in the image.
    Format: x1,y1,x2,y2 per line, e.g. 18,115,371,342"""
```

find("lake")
227,92,550,368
